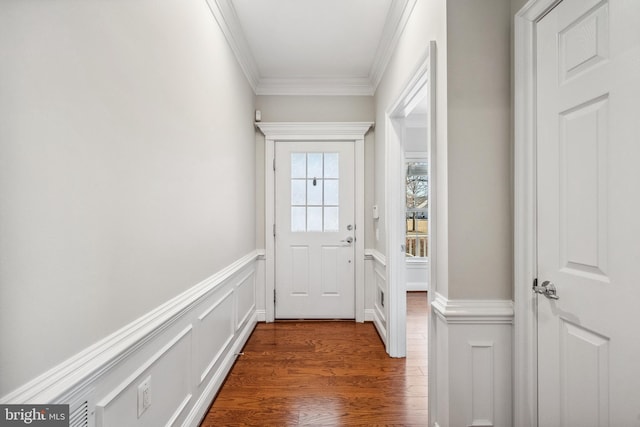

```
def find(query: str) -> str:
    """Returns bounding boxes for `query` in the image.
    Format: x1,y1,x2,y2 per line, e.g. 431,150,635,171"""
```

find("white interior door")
536,1,640,425
275,141,355,319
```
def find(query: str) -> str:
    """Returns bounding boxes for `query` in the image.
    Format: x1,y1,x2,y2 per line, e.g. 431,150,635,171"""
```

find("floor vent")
69,400,89,427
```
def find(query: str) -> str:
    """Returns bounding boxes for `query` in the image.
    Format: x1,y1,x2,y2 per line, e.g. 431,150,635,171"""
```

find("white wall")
404,126,429,153
0,0,255,397
373,0,449,297
446,0,512,300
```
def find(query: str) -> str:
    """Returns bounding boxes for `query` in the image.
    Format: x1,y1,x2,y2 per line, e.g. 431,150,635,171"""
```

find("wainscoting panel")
365,249,387,344
406,259,429,292
254,252,266,322
96,327,193,427
234,271,256,332
1,251,260,427
431,293,513,427
197,290,235,385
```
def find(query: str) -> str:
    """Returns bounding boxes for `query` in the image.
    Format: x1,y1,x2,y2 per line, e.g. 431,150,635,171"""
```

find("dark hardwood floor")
200,292,429,426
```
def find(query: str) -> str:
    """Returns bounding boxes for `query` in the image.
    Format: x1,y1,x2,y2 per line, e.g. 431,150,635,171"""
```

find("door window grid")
291,153,339,232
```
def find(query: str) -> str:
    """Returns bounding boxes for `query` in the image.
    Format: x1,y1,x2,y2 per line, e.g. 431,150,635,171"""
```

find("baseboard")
255,309,266,322
430,293,513,427
372,306,387,345
1,251,260,427
364,308,375,322
182,310,257,427
406,281,428,292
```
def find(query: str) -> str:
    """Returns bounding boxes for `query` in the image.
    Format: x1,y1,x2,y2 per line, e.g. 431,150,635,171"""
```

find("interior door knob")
533,280,559,300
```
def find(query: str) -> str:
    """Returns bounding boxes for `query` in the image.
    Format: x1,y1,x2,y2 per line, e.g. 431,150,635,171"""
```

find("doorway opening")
384,42,436,358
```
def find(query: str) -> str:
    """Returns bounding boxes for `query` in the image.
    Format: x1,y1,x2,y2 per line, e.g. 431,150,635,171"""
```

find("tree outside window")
406,162,428,258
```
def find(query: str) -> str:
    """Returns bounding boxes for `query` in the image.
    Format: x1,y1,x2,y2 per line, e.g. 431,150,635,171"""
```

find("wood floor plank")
200,292,429,426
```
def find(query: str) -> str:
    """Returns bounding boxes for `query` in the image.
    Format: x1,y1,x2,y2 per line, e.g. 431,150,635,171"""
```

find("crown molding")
204,0,260,91
368,0,418,91
206,0,416,96
256,77,374,96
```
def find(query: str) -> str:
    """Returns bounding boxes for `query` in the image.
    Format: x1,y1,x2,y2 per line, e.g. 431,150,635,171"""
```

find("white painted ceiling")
232,0,391,79
207,0,416,95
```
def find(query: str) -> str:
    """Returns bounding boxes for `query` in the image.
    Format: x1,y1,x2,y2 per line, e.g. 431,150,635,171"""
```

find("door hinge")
274,289,276,304
273,224,276,237
273,158,276,171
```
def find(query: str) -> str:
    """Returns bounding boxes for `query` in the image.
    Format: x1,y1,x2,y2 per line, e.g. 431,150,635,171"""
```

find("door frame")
256,122,372,322
384,41,436,358
514,1,562,426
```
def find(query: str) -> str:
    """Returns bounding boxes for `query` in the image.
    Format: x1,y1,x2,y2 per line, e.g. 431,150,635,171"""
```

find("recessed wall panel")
235,272,255,329
197,291,234,383
97,328,192,427
470,342,494,426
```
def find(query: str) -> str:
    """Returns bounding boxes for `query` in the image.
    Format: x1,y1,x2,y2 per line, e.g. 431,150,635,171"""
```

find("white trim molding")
514,1,563,426
204,0,259,91
205,0,417,96
384,42,436,362
431,294,514,427
256,122,373,323
364,249,387,342
432,293,514,324
255,122,374,139
364,248,386,266
368,0,418,90
1,252,261,427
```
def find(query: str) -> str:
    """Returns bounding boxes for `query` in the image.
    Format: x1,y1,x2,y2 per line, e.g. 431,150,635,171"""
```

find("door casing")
256,122,372,323
514,1,565,426
384,41,436,427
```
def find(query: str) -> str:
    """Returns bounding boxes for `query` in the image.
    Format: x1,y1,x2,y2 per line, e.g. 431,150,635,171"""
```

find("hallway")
201,292,429,426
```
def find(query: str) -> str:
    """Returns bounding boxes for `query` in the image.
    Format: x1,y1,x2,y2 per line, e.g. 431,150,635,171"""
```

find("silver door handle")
533,280,559,300
340,236,354,244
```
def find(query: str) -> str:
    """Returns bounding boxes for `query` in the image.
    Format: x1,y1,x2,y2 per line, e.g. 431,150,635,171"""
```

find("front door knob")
341,236,354,245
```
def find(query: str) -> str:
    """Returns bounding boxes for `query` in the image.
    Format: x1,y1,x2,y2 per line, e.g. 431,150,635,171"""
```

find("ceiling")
205,0,417,95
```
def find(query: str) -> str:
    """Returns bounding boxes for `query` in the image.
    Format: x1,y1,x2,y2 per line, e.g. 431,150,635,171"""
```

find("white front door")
536,0,640,425
275,141,355,319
